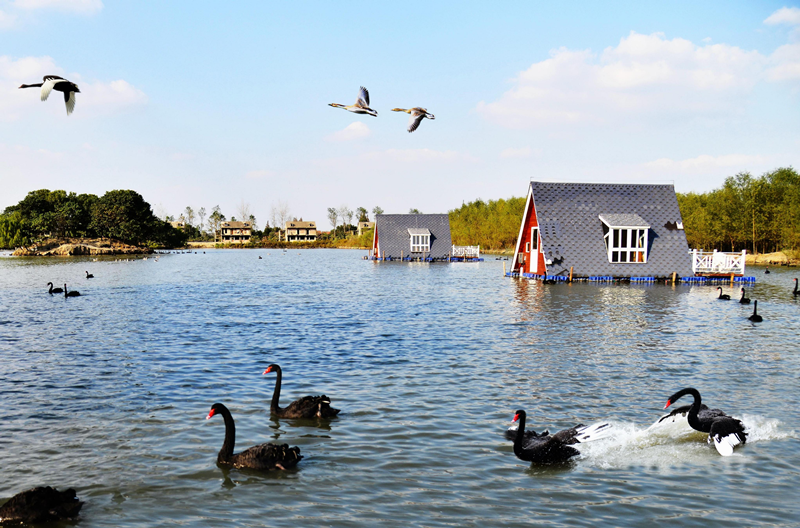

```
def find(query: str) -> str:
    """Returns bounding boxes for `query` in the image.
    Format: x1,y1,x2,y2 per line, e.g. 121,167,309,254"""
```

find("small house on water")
512,182,694,279
371,214,452,261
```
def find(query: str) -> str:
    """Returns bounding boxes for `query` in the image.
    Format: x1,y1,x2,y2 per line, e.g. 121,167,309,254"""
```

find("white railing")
452,245,480,258
691,249,746,275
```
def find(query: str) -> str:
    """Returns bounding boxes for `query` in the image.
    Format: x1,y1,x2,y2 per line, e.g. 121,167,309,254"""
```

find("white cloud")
12,0,103,14
500,147,537,159
0,9,17,28
764,7,800,26
477,31,766,129
79,79,148,113
325,121,371,142
245,169,275,180
767,43,800,80
644,154,766,170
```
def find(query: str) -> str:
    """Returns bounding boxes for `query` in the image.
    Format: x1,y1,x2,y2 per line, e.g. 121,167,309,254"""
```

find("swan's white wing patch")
408,113,424,133
64,90,76,115
40,78,59,101
574,422,612,443
357,86,370,107
712,433,741,456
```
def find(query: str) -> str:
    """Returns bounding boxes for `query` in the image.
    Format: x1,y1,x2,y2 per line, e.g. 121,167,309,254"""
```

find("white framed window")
599,214,649,264
605,228,647,263
410,234,430,253
411,235,431,253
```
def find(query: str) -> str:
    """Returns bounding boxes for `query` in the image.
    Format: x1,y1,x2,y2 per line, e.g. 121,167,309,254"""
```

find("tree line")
448,197,526,250
0,189,187,249
676,167,800,254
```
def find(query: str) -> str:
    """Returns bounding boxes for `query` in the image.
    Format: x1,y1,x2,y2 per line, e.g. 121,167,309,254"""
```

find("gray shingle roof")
599,213,650,228
375,214,452,259
530,181,693,277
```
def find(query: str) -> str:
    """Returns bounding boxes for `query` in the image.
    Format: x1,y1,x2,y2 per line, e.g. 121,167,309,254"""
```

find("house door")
530,228,539,274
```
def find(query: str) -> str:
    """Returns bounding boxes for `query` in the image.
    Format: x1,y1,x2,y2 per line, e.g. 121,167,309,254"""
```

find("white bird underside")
710,431,744,456
40,77,77,115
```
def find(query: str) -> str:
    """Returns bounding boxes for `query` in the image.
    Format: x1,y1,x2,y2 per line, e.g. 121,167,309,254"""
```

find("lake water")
1,249,798,527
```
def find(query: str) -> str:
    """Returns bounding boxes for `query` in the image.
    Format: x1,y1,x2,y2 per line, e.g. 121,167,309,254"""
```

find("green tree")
0,213,30,248
356,207,369,222
90,190,159,245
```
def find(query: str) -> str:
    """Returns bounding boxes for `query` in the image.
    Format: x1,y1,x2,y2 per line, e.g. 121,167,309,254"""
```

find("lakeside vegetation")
5,167,798,254
448,197,525,251
676,167,800,254
0,189,187,249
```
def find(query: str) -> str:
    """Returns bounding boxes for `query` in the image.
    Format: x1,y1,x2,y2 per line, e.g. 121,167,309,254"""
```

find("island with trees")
0,189,187,255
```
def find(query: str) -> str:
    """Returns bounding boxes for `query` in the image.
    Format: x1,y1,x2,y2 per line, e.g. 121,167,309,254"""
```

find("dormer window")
408,228,430,253
599,214,649,263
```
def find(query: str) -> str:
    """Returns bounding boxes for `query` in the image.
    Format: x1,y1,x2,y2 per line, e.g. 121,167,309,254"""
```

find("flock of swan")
19,79,435,134
717,278,799,321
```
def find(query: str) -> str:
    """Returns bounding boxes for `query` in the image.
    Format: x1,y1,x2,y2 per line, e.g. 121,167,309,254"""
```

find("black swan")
206,403,302,470
716,287,731,300
263,364,340,419
19,75,80,115
508,409,610,464
47,282,63,294
85,271,94,278
64,284,80,297
765,266,770,274
663,388,746,456
793,278,798,297
0,486,82,524
739,288,750,304
748,300,763,322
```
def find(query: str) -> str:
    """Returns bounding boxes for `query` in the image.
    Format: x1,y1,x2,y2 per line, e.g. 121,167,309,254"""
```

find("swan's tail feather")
574,422,612,443
710,431,745,456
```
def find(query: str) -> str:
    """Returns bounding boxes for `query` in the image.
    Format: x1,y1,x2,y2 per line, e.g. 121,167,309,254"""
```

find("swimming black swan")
47,282,63,294
263,364,340,419
64,284,80,297
793,278,798,297
19,75,80,115
765,266,770,274
739,288,750,304
0,486,83,524
85,271,94,278
663,388,746,456
508,409,610,464
716,287,731,300
206,403,302,470
748,300,763,322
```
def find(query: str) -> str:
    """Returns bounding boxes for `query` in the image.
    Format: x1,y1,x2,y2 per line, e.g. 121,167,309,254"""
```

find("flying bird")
391,107,435,133
19,75,80,115
329,86,377,117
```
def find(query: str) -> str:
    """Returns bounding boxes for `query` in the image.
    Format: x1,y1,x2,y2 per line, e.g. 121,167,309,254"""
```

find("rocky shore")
12,238,152,257
744,251,799,267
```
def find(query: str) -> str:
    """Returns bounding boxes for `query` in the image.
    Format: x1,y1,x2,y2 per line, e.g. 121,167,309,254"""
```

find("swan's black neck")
669,388,702,429
752,300,758,315
214,404,236,462
794,280,798,294
19,83,43,88
513,411,527,457
269,366,283,413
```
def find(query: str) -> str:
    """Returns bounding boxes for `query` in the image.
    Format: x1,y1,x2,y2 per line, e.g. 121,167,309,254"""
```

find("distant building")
284,220,317,242
357,221,375,236
512,181,693,278
169,221,185,229
220,221,252,243
372,214,452,260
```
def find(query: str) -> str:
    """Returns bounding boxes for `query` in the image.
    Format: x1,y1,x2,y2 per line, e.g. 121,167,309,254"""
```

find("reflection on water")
0,251,798,527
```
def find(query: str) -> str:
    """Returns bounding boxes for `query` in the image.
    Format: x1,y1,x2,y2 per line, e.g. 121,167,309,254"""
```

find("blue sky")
2,1,799,229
